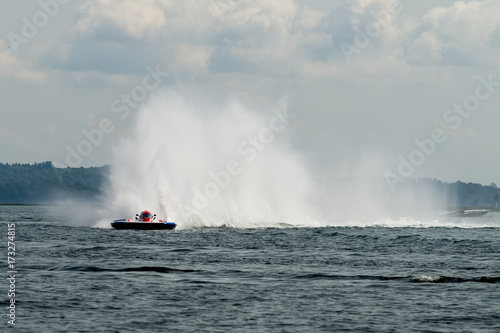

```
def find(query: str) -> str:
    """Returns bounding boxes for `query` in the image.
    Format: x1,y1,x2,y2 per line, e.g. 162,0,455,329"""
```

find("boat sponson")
111,221,177,230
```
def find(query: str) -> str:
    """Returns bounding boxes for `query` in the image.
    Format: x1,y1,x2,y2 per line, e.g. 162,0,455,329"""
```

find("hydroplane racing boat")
445,209,490,217
111,210,177,230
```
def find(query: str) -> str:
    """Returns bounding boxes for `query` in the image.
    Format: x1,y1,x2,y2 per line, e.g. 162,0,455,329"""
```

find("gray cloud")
1,0,499,186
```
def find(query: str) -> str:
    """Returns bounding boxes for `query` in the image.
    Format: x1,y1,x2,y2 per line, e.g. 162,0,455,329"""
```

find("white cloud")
73,0,416,78
406,0,500,66
405,31,443,65
176,44,211,71
40,0,500,83
76,0,167,40
0,40,44,84
54,0,310,75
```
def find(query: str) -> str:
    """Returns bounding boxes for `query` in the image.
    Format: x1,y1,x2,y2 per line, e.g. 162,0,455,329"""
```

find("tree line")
0,162,108,203
390,178,499,209
0,162,498,208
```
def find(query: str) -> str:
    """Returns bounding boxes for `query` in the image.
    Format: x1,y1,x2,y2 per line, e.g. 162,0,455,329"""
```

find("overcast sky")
0,0,499,186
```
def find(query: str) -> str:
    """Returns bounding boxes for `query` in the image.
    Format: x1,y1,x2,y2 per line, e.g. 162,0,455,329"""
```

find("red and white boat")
111,210,177,230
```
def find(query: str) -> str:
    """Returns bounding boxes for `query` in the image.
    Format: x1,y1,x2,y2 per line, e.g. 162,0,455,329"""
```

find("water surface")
1,205,499,332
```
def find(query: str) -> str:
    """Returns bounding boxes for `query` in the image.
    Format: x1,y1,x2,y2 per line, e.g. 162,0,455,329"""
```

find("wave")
295,274,500,284
410,275,500,283
48,265,199,274
164,214,500,229
94,216,500,229
37,264,500,284
327,215,500,228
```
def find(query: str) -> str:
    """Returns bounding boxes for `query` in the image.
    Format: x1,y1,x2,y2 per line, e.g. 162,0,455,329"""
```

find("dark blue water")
2,205,500,332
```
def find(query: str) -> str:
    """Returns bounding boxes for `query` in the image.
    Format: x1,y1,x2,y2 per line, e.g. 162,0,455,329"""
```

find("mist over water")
96,91,318,228
93,91,497,229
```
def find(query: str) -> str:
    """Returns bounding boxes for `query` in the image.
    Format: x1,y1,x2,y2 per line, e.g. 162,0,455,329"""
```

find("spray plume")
91,91,496,229
96,91,317,228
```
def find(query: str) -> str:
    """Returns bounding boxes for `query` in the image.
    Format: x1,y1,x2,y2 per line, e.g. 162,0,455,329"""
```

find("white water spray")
92,91,498,229
96,91,317,228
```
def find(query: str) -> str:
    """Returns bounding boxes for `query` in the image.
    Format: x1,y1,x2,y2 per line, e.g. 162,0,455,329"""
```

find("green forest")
0,162,108,203
388,178,499,209
0,162,498,209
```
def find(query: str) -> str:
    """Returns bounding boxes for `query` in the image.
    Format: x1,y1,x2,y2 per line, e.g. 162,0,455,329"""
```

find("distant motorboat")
445,209,490,217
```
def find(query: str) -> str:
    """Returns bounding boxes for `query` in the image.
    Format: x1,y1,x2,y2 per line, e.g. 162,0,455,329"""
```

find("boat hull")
111,221,177,230
445,209,489,217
